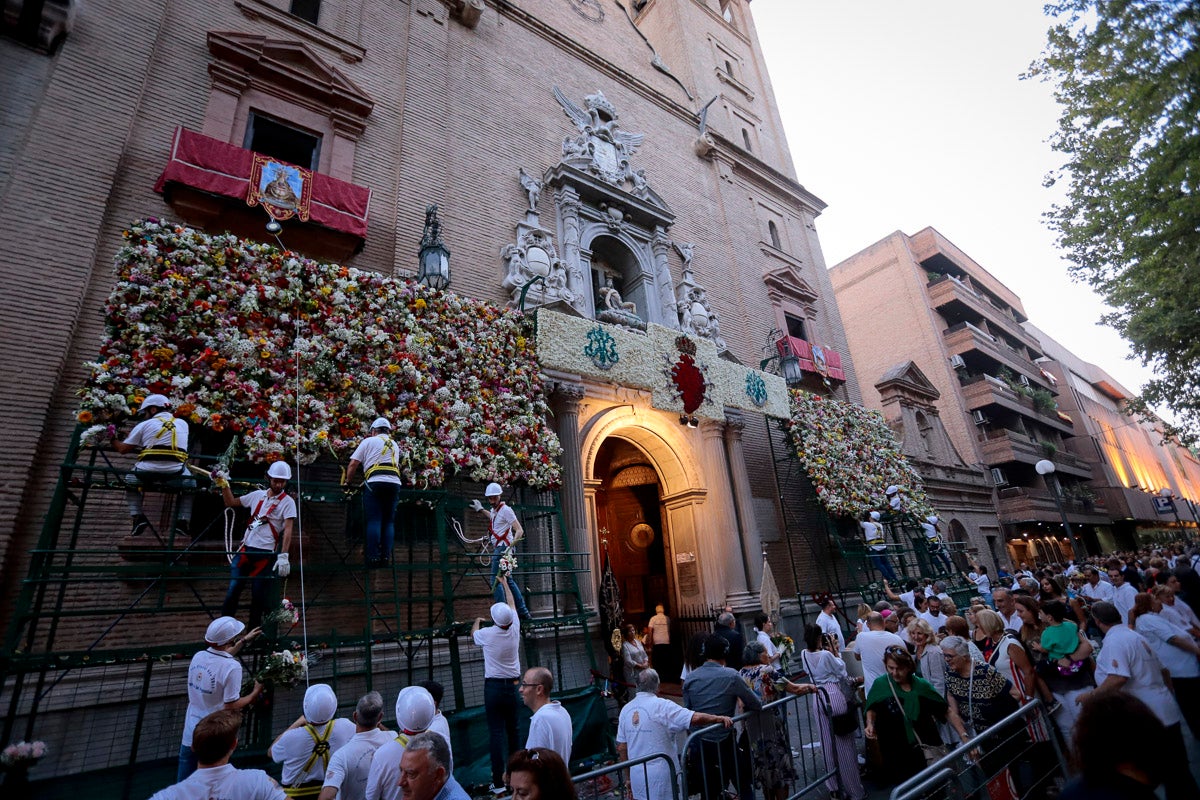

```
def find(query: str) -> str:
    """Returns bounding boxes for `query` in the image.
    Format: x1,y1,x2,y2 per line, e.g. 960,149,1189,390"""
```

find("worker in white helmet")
269,683,355,796
363,686,444,800
346,417,401,568
112,393,196,538
219,460,297,628
470,482,531,621
861,510,896,582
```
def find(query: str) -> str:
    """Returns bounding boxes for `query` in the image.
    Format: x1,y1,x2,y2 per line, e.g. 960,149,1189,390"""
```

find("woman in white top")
800,624,865,800
975,610,1038,703
754,612,781,669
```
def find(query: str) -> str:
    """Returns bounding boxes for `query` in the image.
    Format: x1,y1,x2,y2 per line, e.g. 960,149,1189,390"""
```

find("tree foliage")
1028,0,1200,444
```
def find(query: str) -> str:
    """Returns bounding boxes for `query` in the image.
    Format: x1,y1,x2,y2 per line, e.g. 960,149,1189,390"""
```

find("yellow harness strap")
394,733,410,746
300,721,335,774
283,785,323,799
364,436,400,479
137,415,187,462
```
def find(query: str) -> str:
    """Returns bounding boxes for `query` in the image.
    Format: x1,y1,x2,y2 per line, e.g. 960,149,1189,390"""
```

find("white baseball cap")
205,616,245,646
371,417,391,430
303,684,338,725
490,602,515,627
485,482,503,497
395,686,436,734
926,515,939,525
869,511,881,522
139,394,171,412
267,462,292,480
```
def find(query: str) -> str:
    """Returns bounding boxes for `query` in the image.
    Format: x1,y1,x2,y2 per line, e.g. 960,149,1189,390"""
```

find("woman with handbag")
801,624,866,800
864,646,965,784
739,641,814,800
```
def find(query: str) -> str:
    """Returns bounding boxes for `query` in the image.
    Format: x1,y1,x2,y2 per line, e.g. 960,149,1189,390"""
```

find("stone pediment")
876,361,941,402
207,31,374,120
762,264,819,306
543,163,675,230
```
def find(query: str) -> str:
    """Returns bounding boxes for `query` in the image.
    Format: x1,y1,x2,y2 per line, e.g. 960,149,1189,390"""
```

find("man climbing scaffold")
470,482,532,622
112,393,195,537
345,417,402,568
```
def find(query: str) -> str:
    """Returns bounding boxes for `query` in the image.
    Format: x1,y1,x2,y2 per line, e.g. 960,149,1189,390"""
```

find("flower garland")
76,219,562,487
783,390,935,520
1,740,47,769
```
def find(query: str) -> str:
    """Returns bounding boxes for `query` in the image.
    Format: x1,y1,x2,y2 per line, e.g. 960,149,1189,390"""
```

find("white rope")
292,308,311,688
449,515,492,567
224,507,238,565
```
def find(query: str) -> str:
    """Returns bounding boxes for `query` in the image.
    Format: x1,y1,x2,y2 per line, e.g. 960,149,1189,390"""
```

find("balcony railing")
995,486,1108,523
928,275,1043,354
977,429,1091,477
959,375,1075,435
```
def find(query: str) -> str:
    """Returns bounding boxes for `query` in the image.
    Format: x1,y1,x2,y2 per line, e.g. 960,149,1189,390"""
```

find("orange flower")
77,410,94,424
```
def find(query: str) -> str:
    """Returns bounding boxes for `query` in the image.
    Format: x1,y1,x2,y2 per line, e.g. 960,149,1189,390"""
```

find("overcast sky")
752,0,1154,399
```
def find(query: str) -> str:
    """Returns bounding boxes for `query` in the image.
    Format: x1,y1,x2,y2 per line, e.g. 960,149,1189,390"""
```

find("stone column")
651,226,678,328
550,380,594,609
723,410,762,593
697,418,751,601
554,186,586,314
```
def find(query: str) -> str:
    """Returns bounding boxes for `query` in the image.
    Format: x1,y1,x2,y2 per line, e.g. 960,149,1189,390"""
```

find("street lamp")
759,331,804,385
1036,459,1087,560
1158,487,1192,542
417,204,450,290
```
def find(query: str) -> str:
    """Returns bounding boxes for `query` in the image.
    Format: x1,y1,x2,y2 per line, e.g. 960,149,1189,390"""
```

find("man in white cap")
364,686,439,800
520,666,572,764
319,692,391,800
178,616,263,781
153,709,285,799
469,482,530,620
921,514,954,574
269,684,355,798
219,461,297,628
886,484,903,513
346,417,401,567
471,590,521,795
113,393,195,538
861,510,896,581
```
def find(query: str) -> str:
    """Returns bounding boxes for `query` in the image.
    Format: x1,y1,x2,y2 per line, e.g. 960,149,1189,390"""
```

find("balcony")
927,275,1042,354
943,322,1048,389
977,429,1092,478
996,486,1110,525
959,375,1075,435
775,335,847,382
154,127,371,259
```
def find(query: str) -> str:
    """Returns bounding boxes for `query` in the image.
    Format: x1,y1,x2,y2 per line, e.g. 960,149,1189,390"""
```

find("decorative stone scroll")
553,86,649,197
672,242,727,350
501,223,575,309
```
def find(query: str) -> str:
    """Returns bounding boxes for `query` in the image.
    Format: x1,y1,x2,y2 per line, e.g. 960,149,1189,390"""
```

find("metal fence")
889,699,1068,800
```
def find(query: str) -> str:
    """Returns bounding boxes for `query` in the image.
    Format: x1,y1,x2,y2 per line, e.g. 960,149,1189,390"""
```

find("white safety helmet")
490,602,515,627
926,515,939,525
885,485,899,496
267,462,292,480
371,417,391,430
485,482,503,497
204,616,245,646
869,511,881,522
395,686,436,734
139,394,171,412
303,684,338,726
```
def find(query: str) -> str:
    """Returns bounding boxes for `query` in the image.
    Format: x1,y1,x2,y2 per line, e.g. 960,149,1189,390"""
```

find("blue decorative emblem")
584,325,619,370
744,372,768,407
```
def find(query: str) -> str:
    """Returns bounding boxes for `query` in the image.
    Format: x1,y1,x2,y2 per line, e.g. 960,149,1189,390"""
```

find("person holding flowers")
470,482,531,621
179,616,263,781
112,393,195,538
219,461,296,628
346,417,401,568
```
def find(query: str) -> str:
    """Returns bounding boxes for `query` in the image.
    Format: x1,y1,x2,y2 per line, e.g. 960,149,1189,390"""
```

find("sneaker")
130,517,149,537
488,784,506,796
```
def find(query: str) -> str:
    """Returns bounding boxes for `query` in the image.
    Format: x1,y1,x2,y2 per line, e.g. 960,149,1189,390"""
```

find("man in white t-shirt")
816,597,845,649
178,617,263,781
1078,567,1113,605
319,692,392,800
617,668,732,800
520,666,573,764
992,588,1023,633
1084,602,1199,799
364,686,438,800
269,683,354,794
152,709,284,800
919,596,948,635
470,482,531,620
472,595,522,795
113,394,195,537
219,461,297,627
346,417,402,567
1107,567,1138,624
853,612,906,692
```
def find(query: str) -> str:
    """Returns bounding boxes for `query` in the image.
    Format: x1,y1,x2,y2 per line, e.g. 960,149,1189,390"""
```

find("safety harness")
282,722,335,798
364,435,400,480
490,503,514,548
862,521,885,549
136,414,188,463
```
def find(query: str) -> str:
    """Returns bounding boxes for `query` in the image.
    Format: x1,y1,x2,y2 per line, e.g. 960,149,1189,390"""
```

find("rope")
293,303,311,689
224,507,238,565
447,513,492,567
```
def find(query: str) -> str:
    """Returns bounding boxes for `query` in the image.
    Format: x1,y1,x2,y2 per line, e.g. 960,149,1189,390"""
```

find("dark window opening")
244,113,322,171
741,128,753,152
784,312,806,340
724,60,734,75
290,0,321,24
768,220,781,249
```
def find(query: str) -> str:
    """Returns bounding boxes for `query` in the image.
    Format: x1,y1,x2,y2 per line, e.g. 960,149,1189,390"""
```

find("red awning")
776,335,846,381
154,127,371,239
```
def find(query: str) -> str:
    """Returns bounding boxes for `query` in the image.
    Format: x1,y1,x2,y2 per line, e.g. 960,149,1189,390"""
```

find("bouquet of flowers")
771,633,795,670
250,648,318,691
1,740,47,769
494,547,518,584
263,598,299,627
78,423,117,449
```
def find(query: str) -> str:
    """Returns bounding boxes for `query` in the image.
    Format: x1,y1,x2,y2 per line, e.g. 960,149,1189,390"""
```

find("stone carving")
518,167,541,214
501,225,575,309
674,242,694,268
595,274,646,331
674,259,726,350
553,86,652,196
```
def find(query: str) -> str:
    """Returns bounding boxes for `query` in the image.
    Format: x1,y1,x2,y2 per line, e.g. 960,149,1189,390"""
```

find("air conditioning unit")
1018,374,1031,387
990,467,1009,486
949,355,966,369
972,410,989,426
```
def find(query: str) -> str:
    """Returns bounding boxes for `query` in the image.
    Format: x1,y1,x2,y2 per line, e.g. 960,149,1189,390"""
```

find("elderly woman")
942,616,986,663
739,640,813,800
800,624,865,800
621,623,649,690
865,646,965,784
942,635,1023,785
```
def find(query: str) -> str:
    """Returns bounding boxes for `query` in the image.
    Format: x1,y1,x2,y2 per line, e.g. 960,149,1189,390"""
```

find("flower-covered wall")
783,390,935,520
77,219,562,487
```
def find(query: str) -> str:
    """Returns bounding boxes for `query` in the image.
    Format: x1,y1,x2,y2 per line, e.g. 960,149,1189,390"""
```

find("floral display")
783,390,936,520
770,633,795,671
1,740,47,769
76,219,562,487
494,548,518,589
263,597,299,627
248,648,317,691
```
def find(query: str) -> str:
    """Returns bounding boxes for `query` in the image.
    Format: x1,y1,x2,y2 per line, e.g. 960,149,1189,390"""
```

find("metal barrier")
889,699,1069,800
573,751,680,800
681,687,839,800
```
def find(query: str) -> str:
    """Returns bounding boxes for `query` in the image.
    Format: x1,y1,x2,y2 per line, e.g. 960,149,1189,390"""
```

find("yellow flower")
414,298,427,311
386,364,400,374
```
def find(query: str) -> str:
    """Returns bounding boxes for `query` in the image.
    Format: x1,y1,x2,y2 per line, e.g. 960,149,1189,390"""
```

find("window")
784,312,806,340
244,112,322,170
724,59,734,76
768,220,781,249
741,128,753,152
720,0,734,25
290,0,321,24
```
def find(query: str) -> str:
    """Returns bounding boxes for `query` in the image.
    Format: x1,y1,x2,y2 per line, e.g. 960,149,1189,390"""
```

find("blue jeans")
869,549,897,581
928,543,954,574
490,547,529,618
222,547,274,628
364,481,399,562
484,677,519,786
177,743,197,782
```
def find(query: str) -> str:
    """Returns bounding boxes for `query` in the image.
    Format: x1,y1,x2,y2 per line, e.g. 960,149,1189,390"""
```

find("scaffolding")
0,428,602,797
